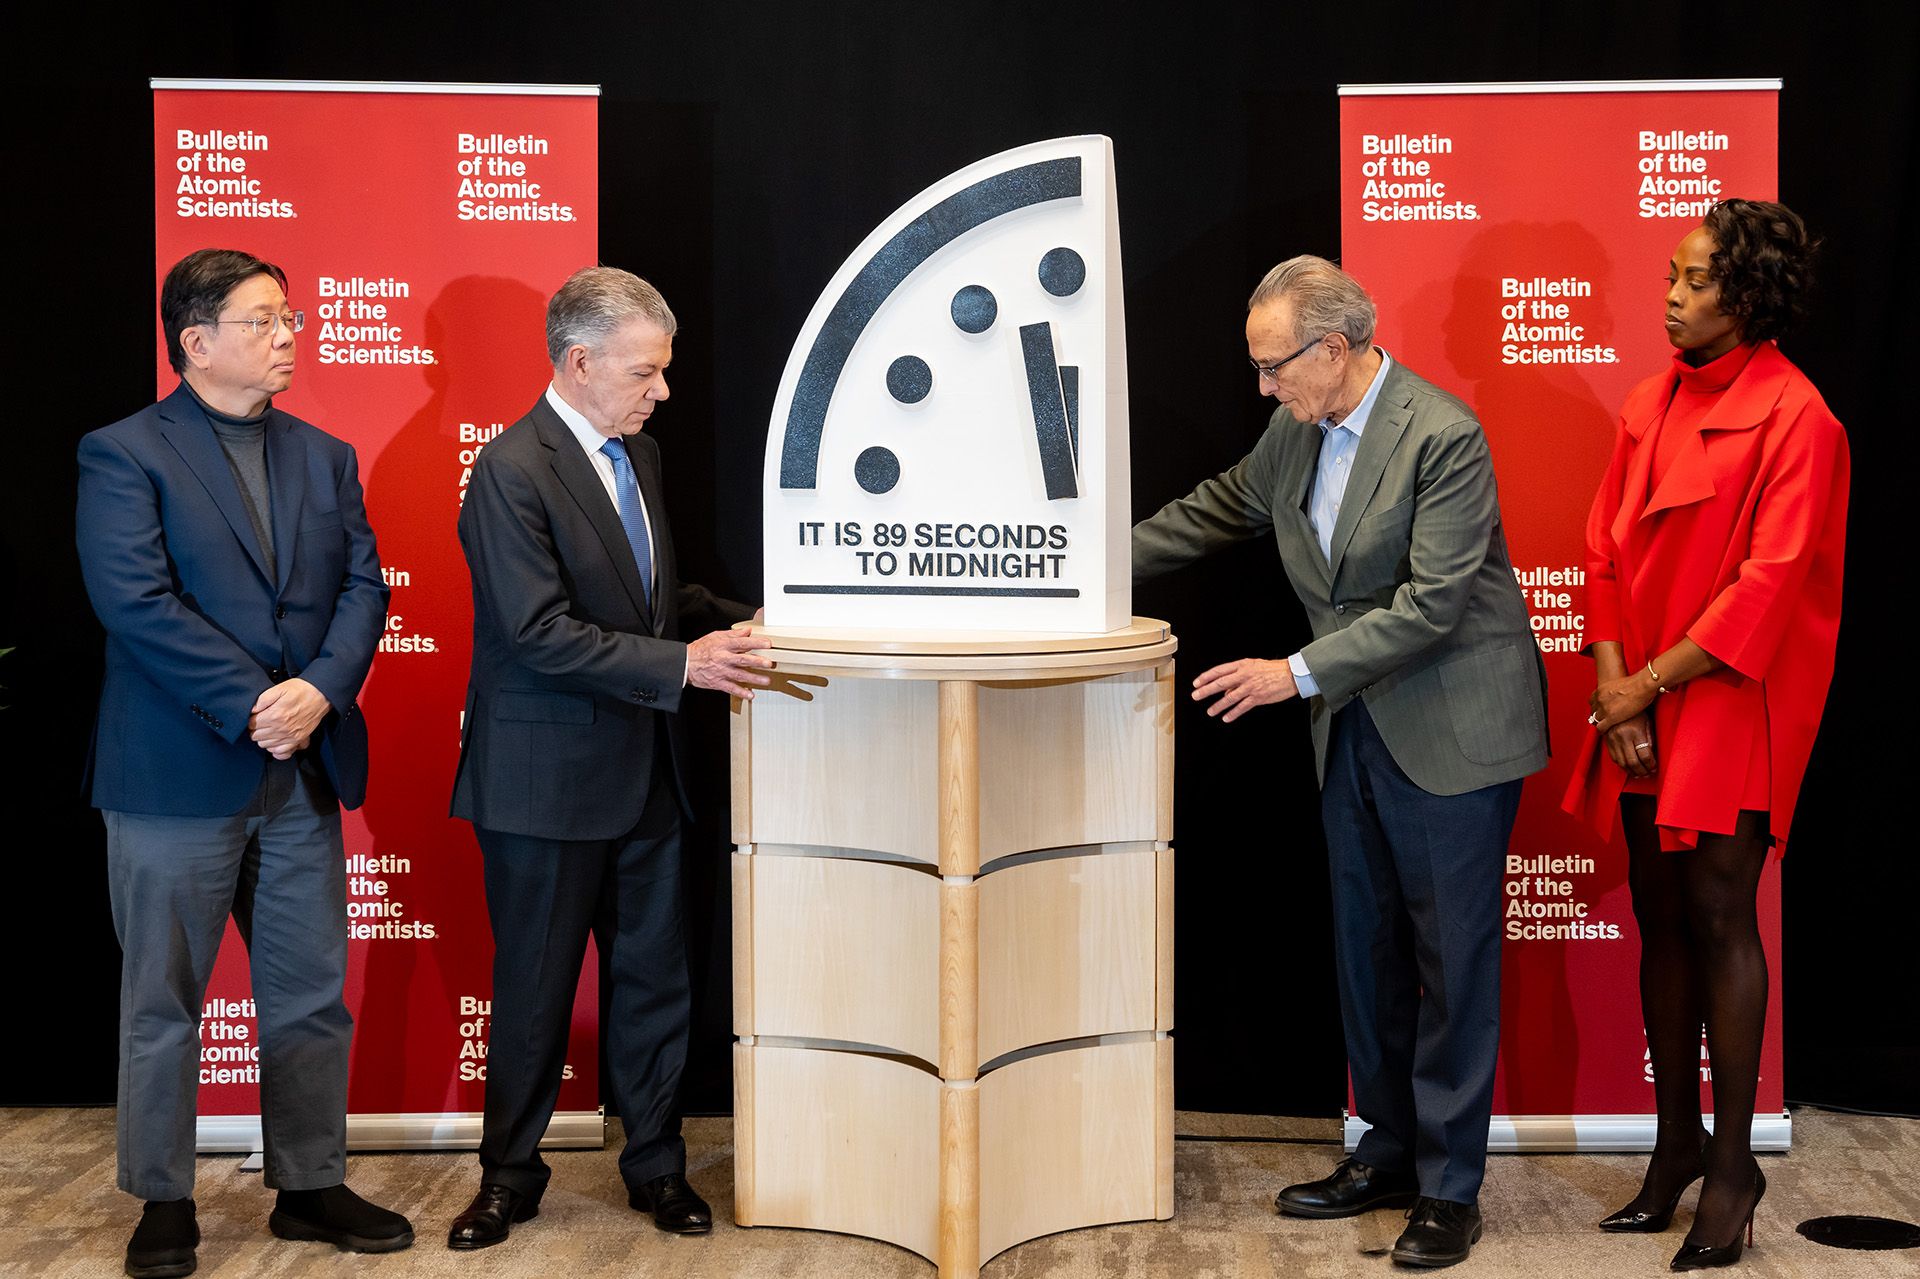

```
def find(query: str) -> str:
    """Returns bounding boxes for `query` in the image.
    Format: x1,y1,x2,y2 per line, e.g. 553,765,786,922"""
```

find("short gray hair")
546,266,678,365
1248,255,1376,350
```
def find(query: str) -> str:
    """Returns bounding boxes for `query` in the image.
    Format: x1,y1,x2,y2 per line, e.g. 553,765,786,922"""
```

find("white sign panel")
763,136,1131,632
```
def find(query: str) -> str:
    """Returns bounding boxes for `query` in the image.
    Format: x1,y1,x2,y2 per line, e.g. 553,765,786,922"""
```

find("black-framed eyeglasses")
210,311,305,338
1250,338,1319,382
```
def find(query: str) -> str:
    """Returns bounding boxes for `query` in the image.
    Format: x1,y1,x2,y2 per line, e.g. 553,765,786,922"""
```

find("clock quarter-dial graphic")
764,137,1132,633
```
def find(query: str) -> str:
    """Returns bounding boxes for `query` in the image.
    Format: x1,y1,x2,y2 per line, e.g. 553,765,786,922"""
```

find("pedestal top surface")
736,616,1170,656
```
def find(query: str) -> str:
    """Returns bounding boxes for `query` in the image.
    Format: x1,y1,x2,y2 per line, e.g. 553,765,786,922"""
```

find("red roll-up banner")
152,79,602,1150
1338,80,1787,1150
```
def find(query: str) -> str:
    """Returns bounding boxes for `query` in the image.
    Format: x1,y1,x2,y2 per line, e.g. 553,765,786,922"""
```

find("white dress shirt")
544,384,687,686
1288,350,1393,700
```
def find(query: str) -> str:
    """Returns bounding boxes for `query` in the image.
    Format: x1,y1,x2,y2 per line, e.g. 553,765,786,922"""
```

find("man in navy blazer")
77,249,411,1277
446,267,768,1251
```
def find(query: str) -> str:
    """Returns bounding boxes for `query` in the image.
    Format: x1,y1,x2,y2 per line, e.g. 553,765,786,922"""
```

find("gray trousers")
104,758,351,1200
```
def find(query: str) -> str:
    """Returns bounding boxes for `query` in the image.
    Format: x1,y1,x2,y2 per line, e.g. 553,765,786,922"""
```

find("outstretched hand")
1192,657,1298,723
687,629,775,699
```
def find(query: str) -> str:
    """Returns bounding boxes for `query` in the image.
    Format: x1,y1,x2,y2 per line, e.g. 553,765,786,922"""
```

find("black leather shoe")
1391,1196,1484,1268
125,1198,198,1279
447,1183,540,1251
1274,1157,1418,1218
628,1173,713,1234
270,1184,414,1253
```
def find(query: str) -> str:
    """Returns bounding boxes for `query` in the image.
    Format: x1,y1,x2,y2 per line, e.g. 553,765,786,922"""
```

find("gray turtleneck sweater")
186,382,276,582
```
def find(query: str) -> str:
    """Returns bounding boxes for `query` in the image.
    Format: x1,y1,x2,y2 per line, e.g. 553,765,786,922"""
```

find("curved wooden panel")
977,851,1156,1065
976,668,1164,859
741,1045,941,1262
746,855,940,1063
749,674,939,860
977,1040,1162,1262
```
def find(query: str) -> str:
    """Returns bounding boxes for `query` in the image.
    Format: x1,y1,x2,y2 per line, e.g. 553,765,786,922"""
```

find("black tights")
1621,796,1772,1245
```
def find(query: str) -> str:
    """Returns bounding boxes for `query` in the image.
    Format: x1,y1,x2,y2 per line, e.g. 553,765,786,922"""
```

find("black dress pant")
474,738,690,1196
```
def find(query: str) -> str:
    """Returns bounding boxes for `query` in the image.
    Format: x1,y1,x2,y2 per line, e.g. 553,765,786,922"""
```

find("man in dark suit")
77,248,413,1278
1133,256,1548,1268
446,267,768,1250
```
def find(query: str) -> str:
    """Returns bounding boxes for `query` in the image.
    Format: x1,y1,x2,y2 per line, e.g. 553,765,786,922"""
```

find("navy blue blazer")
76,383,389,815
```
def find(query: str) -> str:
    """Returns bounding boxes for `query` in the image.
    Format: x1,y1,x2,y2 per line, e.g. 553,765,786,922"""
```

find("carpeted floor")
1,1107,1913,1277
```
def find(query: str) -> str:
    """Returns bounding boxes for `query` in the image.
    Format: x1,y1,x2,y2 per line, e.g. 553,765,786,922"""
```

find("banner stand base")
1345,1111,1791,1154
196,1109,605,1154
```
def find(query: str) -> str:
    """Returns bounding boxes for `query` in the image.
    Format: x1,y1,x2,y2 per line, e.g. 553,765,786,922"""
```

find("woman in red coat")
1562,199,1848,1270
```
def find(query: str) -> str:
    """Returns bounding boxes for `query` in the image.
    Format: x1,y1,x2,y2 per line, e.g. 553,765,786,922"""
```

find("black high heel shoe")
1670,1161,1766,1271
1598,1136,1708,1232
1598,1169,1703,1232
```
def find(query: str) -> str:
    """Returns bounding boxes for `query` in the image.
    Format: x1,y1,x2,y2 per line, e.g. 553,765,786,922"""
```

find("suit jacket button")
1335,604,1346,615
275,604,288,619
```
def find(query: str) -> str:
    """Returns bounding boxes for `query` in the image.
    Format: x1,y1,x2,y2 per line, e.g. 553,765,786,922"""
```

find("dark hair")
160,249,289,373
1702,199,1819,343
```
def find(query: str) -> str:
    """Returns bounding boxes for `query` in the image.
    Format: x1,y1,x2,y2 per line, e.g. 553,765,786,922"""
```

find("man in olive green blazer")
1134,256,1547,1269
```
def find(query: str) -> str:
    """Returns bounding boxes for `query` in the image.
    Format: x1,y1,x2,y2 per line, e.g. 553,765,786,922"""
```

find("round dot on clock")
886,355,933,403
1038,246,1086,297
951,284,997,334
855,446,901,494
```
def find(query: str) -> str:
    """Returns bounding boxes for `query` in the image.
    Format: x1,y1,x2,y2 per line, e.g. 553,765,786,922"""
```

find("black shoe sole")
1391,1219,1484,1267
124,1257,195,1279
268,1211,415,1253
1276,1190,1419,1219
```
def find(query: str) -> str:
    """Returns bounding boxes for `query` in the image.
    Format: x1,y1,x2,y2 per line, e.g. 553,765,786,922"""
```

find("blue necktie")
598,438,654,610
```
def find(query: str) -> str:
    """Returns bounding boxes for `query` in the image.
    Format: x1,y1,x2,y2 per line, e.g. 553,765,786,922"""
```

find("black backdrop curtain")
3,2,1913,1118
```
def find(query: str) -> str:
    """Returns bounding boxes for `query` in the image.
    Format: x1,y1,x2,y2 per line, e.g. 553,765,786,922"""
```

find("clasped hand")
249,677,331,760
1589,674,1658,779
1192,657,1297,723
1588,671,1657,732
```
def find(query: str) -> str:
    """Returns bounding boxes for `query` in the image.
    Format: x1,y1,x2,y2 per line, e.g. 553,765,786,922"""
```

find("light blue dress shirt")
1287,351,1393,700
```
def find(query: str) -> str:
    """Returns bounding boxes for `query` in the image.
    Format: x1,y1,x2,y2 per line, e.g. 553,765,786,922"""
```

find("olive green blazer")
1133,356,1548,796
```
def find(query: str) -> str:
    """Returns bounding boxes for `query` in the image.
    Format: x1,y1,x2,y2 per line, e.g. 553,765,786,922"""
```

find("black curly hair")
1701,199,1820,343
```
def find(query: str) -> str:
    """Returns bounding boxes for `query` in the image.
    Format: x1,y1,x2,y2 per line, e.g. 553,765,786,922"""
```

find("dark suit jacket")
76,383,389,815
450,395,752,841
1134,356,1548,796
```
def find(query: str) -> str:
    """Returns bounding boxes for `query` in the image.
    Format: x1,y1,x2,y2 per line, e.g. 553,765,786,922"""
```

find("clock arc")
778,155,1085,489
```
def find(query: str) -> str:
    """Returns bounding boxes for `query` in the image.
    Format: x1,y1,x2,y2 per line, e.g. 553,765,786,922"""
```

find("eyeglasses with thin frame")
1250,337,1321,383
208,311,306,338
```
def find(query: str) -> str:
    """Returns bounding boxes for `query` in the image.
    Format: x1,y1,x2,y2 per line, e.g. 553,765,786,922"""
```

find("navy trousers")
474,732,691,1197
1323,699,1521,1204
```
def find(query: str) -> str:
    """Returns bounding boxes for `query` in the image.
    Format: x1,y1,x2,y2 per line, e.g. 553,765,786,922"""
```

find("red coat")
1561,341,1849,851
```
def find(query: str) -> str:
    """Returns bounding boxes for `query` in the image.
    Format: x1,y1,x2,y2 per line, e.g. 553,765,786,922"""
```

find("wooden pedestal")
730,619,1177,1277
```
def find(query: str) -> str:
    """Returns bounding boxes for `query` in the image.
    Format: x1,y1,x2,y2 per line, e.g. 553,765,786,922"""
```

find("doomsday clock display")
763,136,1131,633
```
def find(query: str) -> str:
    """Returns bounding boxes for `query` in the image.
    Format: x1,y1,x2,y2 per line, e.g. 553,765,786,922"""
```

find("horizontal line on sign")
1338,78,1781,96
784,585,1082,598
151,78,601,96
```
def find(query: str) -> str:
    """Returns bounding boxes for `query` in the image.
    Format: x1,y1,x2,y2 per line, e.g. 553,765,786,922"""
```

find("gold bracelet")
1647,661,1668,694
